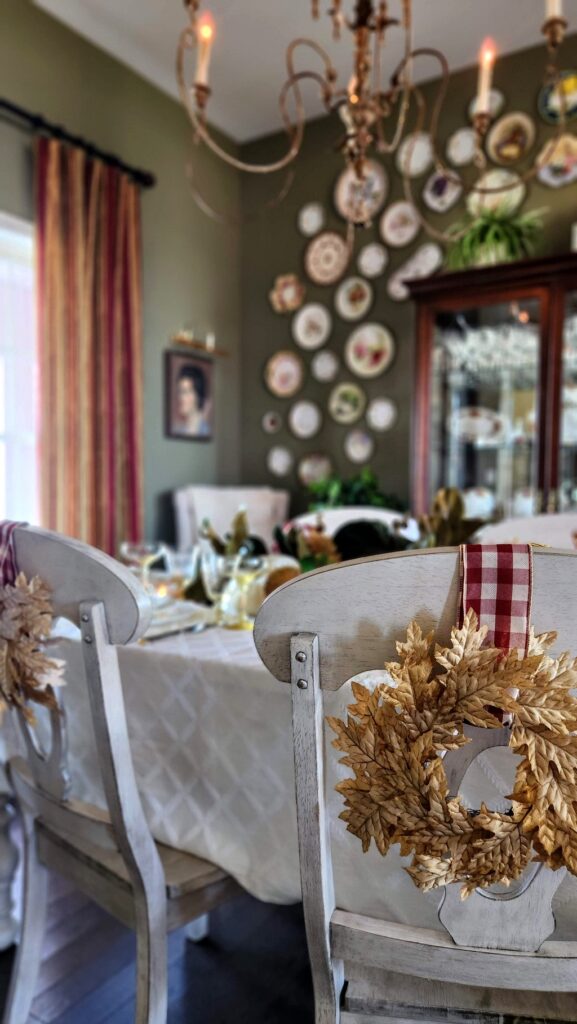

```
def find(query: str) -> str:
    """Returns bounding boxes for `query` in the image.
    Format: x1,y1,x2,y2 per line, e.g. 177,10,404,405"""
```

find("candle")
206,332,216,352
476,39,496,116
546,0,562,19
195,13,215,87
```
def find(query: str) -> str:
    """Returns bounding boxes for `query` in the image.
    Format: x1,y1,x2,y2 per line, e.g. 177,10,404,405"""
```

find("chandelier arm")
185,153,296,225
372,7,415,155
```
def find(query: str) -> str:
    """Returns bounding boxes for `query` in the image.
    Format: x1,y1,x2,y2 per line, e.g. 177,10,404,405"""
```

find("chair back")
173,485,290,550
290,505,420,542
8,525,165,923
475,512,577,549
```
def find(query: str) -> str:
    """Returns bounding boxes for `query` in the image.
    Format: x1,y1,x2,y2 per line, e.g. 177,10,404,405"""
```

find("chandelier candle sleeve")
196,13,215,87
546,0,563,18
476,39,496,116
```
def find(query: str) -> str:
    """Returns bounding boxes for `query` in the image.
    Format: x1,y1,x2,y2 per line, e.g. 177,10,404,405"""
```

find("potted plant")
446,208,545,270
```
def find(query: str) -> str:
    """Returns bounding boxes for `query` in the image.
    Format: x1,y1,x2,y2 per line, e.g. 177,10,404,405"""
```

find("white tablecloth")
22,620,577,938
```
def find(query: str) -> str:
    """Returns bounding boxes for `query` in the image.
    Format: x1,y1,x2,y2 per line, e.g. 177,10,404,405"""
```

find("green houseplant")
306,469,405,512
446,208,545,270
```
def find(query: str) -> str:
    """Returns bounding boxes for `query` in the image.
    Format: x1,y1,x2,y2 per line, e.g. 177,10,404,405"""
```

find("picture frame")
164,350,214,441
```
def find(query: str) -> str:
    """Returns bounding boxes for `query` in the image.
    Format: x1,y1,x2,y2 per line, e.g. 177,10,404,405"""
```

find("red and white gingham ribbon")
459,543,533,654
0,521,26,587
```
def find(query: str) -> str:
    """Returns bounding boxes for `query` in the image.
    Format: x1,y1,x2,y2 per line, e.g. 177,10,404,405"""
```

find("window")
0,212,38,522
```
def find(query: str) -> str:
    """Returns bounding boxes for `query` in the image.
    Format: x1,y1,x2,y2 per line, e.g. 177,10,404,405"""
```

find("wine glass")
164,546,200,599
120,541,165,587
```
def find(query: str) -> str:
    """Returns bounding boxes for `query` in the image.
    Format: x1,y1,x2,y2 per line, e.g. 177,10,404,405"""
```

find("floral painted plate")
538,70,577,125
292,303,332,349
311,349,340,383
262,411,282,434
329,382,367,425
387,243,444,302
487,112,536,165
466,169,526,217
334,159,388,224
304,231,349,285
344,428,375,464
288,400,322,440
297,202,325,236
264,350,304,398
537,133,577,188
345,323,395,378
423,170,462,213
357,242,388,278
379,200,420,248
267,446,294,477
269,273,305,313
335,276,373,321
298,453,333,486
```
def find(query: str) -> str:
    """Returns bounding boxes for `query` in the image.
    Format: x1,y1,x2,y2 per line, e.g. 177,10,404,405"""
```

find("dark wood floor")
0,871,314,1023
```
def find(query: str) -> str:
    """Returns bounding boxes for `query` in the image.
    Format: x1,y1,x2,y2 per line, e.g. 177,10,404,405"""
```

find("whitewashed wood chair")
254,546,577,1024
5,525,241,1024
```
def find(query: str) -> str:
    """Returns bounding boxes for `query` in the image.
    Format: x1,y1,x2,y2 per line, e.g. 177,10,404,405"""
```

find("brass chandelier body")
176,0,570,236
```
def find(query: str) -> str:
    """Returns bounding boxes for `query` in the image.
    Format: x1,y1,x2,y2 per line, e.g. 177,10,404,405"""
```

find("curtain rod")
0,98,156,189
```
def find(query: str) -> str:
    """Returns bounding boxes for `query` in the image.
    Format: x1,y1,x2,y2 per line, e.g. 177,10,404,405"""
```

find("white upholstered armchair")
173,485,290,550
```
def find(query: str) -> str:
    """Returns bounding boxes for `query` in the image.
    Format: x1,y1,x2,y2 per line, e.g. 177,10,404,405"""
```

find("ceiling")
34,0,567,142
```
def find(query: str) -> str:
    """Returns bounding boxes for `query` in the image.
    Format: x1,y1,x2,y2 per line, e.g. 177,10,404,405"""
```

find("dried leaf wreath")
328,610,577,898
0,573,65,723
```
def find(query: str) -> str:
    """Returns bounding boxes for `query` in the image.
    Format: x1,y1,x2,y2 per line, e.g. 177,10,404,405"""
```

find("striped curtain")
36,137,144,555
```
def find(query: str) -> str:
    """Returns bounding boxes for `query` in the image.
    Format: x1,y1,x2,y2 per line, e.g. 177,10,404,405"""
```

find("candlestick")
195,13,215,87
476,38,496,116
546,0,562,18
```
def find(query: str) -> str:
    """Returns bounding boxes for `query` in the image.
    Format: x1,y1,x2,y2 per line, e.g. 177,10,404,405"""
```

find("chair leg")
2,812,47,1024
134,903,167,1024
185,914,209,942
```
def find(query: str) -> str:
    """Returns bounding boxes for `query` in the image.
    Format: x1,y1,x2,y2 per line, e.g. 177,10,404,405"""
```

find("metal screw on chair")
84,635,93,644
81,613,90,623
297,678,308,689
296,651,306,663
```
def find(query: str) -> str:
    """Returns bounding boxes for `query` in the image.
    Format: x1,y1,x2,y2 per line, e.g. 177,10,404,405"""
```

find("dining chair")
5,524,241,1024
254,546,577,1023
474,511,577,549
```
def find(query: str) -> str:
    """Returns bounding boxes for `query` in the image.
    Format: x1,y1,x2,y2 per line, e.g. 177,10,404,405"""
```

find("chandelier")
176,0,571,238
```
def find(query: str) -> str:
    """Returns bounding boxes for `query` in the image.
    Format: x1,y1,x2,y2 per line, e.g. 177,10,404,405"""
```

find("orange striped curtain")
36,137,144,555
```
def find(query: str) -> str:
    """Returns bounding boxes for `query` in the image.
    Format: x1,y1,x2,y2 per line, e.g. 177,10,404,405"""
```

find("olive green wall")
0,0,242,540
239,36,576,514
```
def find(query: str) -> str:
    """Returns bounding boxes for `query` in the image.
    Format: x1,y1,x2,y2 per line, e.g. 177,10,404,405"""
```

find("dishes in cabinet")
261,410,282,434
468,88,505,122
334,159,388,223
379,200,420,247
538,70,577,125
304,231,349,285
268,273,306,313
487,112,536,166
297,453,333,486
446,127,477,167
297,202,325,236
267,446,293,477
423,170,462,213
448,406,510,446
466,169,526,217
335,276,373,321
288,400,322,440
462,487,496,520
344,428,375,464
264,350,304,398
357,242,388,278
311,349,340,383
329,381,367,424
345,323,395,378
512,488,535,517
292,303,332,349
396,131,434,177
537,134,577,188
366,397,397,432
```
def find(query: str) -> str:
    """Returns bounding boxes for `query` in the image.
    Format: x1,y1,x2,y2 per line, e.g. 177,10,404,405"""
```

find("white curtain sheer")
0,212,38,523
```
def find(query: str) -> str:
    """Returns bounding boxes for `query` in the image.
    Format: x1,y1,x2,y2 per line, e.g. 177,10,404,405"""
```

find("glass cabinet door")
559,289,577,512
429,298,542,519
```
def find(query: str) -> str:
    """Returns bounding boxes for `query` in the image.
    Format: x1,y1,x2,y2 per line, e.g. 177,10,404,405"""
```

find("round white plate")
487,112,536,166
537,133,577,188
466,169,526,217
334,159,388,223
267,446,293,477
297,202,325,237
423,170,463,213
264,350,304,398
262,411,282,434
446,127,477,167
298,454,333,486
379,200,420,248
357,242,388,278
344,428,375,464
396,132,434,177
468,88,505,122
288,400,322,440
292,303,332,350
387,243,444,301
335,276,373,321
329,382,367,425
367,397,397,432
304,231,349,286
311,349,340,383
345,323,395,378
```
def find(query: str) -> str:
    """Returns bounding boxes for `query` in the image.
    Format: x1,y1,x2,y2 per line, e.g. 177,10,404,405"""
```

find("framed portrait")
165,351,214,441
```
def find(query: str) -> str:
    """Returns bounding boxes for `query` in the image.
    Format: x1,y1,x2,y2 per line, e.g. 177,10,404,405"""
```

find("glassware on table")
120,541,166,587
164,546,200,599
200,542,261,629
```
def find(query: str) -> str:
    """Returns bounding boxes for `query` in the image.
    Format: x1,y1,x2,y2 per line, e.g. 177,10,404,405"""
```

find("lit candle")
195,13,215,87
546,0,562,19
476,39,496,116
206,332,216,352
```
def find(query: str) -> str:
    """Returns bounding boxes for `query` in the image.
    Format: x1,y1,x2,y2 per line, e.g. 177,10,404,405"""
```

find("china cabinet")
409,253,577,519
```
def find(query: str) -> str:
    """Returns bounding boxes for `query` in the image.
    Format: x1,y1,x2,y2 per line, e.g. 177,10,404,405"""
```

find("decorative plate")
446,127,477,167
298,453,333,486
379,200,420,248
269,273,305,313
335,276,373,321
396,132,434,177
387,243,444,302
538,70,577,125
334,159,388,224
466,169,526,217
288,400,322,440
311,349,340,383
487,112,536,166
267,445,294,477
367,397,397,432
357,242,388,278
344,428,375,464
264,351,304,398
345,323,395,379
297,202,325,236
262,411,282,434
537,134,577,188
292,303,332,350
448,406,510,446
468,88,505,123
329,382,367,425
423,170,463,213
304,231,349,286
